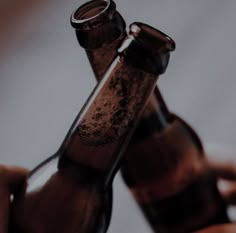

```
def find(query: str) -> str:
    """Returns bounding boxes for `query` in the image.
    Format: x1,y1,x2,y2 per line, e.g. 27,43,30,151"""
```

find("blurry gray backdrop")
1,0,236,232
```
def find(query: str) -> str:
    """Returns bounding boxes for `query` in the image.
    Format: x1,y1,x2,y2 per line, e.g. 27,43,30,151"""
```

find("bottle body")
71,1,229,232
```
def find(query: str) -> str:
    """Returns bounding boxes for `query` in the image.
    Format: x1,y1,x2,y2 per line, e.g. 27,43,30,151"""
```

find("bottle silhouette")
10,21,174,233
71,1,229,232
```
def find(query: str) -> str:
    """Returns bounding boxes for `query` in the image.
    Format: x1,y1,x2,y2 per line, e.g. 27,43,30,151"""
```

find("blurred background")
1,0,236,232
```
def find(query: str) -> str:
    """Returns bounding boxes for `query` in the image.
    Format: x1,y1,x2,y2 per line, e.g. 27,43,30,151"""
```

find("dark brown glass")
10,22,174,233
71,1,229,233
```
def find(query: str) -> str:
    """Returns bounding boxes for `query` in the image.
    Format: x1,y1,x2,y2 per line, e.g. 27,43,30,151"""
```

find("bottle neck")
59,57,158,189
74,17,173,142
85,36,173,142
71,1,127,79
86,29,127,79
131,87,172,142
153,87,171,120
83,31,173,142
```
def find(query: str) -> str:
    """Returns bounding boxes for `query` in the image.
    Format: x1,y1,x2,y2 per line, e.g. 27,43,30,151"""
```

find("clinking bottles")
10,22,174,233
71,1,229,232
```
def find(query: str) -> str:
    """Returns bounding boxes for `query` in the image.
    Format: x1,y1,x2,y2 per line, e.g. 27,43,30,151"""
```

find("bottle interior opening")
74,1,108,21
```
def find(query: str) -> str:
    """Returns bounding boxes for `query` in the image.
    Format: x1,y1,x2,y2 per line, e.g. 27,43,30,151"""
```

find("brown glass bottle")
71,1,229,233
10,22,174,233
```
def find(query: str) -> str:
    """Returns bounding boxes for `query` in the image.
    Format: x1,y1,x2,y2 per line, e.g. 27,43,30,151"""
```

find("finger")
0,165,29,191
207,159,236,180
205,143,236,180
218,179,236,205
193,223,236,233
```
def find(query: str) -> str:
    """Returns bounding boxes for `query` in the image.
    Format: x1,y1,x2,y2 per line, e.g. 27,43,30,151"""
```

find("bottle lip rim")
71,0,116,30
129,22,176,52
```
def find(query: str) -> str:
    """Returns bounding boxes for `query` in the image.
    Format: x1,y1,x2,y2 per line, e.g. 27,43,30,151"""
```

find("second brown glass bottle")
71,1,229,233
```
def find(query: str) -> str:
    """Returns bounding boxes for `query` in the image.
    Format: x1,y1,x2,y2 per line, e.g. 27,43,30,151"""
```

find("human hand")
0,165,28,233
193,157,236,233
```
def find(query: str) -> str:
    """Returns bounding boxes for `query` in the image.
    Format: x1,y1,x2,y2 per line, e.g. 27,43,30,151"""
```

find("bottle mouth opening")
71,0,113,25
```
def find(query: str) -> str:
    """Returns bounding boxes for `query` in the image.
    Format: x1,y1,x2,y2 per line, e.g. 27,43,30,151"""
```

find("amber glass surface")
71,1,229,232
10,22,172,233
122,115,229,233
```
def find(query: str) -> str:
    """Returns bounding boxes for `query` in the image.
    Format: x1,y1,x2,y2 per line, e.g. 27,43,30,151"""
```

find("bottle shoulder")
171,114,204,153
